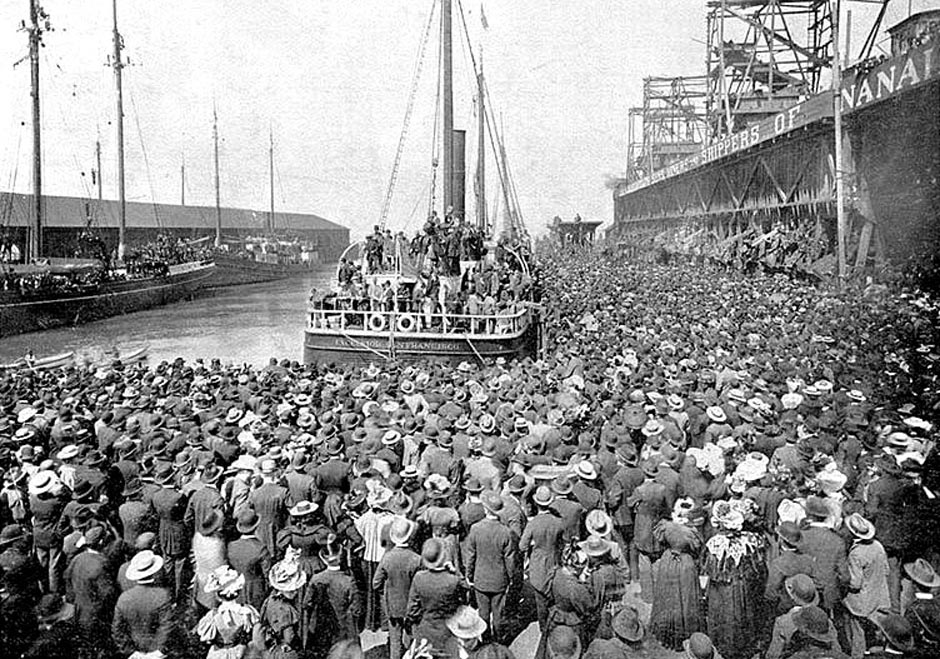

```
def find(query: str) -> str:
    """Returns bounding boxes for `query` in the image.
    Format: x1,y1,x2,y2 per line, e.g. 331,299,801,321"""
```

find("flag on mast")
480,3,489,29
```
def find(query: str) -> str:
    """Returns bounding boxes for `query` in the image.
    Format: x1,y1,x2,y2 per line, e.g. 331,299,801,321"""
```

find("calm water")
0,265,336,367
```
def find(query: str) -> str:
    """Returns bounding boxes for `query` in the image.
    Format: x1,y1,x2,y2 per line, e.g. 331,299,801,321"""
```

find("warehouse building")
0,193,349,262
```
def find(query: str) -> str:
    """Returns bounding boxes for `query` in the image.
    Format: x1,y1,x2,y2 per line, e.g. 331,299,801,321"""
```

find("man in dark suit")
799,496,848,612
407,538,464,655
65,525,118,658
227,508,271,611
111,550,173,658
765,521,818,614
183,463,223,536
465,491,516,643
373,516,422,659
304,541,362,655
150,463,190,604
519,486,565,635
248,459,289,556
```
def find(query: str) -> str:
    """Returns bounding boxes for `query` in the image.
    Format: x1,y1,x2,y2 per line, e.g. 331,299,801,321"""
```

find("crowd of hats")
0,248,938,657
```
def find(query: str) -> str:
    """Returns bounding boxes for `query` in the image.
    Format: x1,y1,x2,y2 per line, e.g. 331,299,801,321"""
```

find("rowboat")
0,351,75,371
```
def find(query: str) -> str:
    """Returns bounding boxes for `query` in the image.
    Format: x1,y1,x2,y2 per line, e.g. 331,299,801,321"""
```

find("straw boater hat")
289,500,318,517
533,485,554,507
125,550,165,584
574,460,597,481
389,516,417,547
578,535,611,559
446,606,487,640
904,558,940,588
705,406,727,423
845,513,876,541
28,470,59,496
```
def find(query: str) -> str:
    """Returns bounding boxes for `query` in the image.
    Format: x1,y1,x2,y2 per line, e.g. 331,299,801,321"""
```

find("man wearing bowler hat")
373,516,422,659
466,491,517,643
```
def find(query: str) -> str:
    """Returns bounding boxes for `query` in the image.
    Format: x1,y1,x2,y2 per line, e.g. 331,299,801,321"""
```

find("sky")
0,0,933,240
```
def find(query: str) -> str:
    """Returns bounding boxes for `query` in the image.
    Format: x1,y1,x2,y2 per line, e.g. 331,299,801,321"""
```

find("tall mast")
95,139,103,201
268,128,275,233
441,0,453,217
112,0,126,261
180,157,185,205
476,53,486,232
28,0,44,261
213,106,221,246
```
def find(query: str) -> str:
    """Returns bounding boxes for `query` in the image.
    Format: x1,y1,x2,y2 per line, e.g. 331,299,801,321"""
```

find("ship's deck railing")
307,303,530,336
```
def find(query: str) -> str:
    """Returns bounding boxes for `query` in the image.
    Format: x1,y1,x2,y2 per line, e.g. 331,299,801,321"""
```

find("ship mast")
111,0,126,261
476,53,486,232
27,0,44,262
268,128,275,233
213,106,221,246
441,0,454,217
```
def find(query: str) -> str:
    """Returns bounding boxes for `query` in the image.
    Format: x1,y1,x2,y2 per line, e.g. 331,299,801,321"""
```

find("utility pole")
28,0,44,262
441,0,453,217
213,106,221,246
832,0,848,286
112,0,126,261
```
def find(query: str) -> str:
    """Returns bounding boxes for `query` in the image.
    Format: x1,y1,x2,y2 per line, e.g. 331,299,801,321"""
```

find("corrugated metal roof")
0,192,348,232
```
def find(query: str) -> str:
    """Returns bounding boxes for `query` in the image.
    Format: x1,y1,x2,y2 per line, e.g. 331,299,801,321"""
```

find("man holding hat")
373,516,422,659
466,491,517,643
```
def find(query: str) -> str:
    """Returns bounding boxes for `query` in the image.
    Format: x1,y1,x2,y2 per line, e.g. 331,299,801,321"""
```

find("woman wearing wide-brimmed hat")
260,548,307,659
702,499,767,659
195,565,261,659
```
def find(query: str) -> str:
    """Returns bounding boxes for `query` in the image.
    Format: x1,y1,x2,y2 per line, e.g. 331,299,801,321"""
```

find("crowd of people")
314,217,537,334
0,245,938,659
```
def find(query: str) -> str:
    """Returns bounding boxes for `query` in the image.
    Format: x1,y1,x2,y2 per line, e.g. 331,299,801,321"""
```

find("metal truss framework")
705,0,835,138
627,76,709,182
616,123,836,229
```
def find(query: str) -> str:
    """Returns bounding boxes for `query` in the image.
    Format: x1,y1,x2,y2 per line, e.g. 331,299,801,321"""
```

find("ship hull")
303,323,539,367
0,261,216,337
208,254,313,288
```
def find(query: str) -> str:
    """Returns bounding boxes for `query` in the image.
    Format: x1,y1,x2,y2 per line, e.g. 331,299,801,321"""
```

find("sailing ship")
207,123,316,288
0,0,215,338
303,0,540,366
